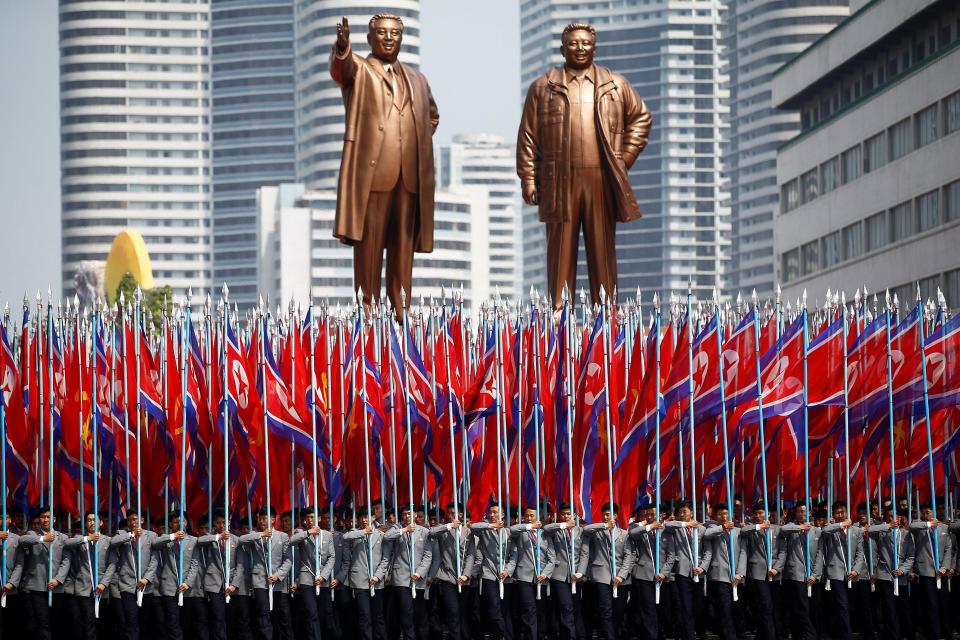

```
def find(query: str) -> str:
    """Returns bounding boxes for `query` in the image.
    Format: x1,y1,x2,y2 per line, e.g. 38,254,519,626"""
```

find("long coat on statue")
329,42,439,253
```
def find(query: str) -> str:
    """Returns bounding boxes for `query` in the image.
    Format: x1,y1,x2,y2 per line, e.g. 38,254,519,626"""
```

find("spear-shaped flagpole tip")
187,288,193,305
599,285,607,305
916,283,922,303
750,289,758,309
802,289,807,309
134,285,142,302
854,288,861,306
399,286,407,307
561,282,570,303
893,293,899,310
884,289,891,309
653,292,660,310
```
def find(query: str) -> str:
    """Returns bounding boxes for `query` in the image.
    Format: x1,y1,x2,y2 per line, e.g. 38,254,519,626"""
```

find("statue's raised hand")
336,17,350,53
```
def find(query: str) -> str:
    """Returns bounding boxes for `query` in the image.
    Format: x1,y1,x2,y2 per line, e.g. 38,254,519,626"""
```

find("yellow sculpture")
104,229,154,303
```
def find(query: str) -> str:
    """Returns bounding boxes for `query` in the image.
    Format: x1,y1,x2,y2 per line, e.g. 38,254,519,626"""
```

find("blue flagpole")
91,302,100,612
840,293,857,589
654,293,662,604
179,293,191,606
221,286,231,604
752,293,773,578
715,295,736,596
599,287,618,598
916,289,941,586
801,293,812,597
687,284,700,586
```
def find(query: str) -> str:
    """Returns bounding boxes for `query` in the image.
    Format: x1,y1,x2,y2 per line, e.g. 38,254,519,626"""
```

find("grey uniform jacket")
470,522,517,582
544,523,585,583
154,534,202,598
20,530,72,593
703,526,745,583
576,524,635,584
867,524,914,583
196,533,242,594
384,525,432,589
774,524,823,582
738,524,779,581
508,524,556,582
428,524,477,585
64,535,116,596
110,530,161,594
342,528,391,590
909,520,954,578
238,530,293,592
333,531,349,585
627,524,671,582
2,532,25,594
817,523,865,581
289,529,336,587
662,522,710,579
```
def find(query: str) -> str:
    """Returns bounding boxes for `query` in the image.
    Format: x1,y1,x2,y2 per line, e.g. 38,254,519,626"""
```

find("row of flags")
1,285,959,530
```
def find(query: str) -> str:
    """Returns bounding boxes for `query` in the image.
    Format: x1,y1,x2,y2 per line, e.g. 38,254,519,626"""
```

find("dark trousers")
354,182,416,312
629,581,658,640
318,587,337,639
116,592,140,640
0,593,24,637
673,575,697,640
207,592,228,640
551,579,585,640
185,596,210,640
917,576,945,640
874,580,901,637
161,595,184,640
709,582,736,640
293,588,321,640
437,581,463,640
852,579,875,640
25,591,57,640
513,581,538,640
353,587,388,640
143,594,166,640
746,579,777,640
827,580,852,640
480,578,512,639
66,594,96,640
387,585,430,640
252,588,274,640
782,580,817,640
590,582,624,640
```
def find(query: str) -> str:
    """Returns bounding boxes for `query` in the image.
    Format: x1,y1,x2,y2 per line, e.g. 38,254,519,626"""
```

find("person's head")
10,507,24,532
255,507,275,531
832,501,848,522
813,510,827,528
871,502,880,517
523,506,538,524
601,503,619,524
367,14,403,64
712,503,729,524
445,502,458,523
793,503,806,523
414,505,425,526
168,510,182,533
920,502,934,521
559,502,573,522
399,506,415,526
560,22,596,71
385,508,396,525
356,507,370,529
280,510,293,533
319,510,331,530
676,501,692,522
897,496,908,511
212,510,227,534
487,502,501,522
752,502,766,522
301,508,316,530
35,507,52,531
84,511,102,535
126,510,140,531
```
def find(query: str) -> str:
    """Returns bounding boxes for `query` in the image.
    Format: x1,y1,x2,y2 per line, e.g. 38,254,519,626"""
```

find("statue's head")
560,23,596,70
367,13,404,63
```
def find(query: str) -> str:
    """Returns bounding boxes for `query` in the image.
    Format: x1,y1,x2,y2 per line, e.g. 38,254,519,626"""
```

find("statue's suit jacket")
329,42,439,252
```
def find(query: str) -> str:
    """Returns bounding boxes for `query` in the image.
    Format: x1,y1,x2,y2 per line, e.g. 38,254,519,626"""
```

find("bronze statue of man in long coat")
517,23,652,309
330,15,439,311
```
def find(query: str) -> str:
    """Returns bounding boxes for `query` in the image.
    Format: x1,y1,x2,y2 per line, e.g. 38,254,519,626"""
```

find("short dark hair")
561,23,596,44
831,501,847,512
369,14,404,31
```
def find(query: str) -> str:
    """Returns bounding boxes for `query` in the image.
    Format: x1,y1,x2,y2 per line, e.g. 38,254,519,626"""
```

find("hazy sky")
0,0,520,304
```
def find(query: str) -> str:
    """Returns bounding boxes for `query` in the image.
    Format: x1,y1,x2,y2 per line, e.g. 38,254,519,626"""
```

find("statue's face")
561,29,596,70
368,18,403,63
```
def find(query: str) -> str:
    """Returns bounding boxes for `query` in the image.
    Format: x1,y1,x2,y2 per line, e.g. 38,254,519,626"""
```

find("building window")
843,222,863,260
889,118,913,161
841,145,862,183
823,231,841,268
865,212,887,251
890,201,915,240
915,104,939,148
801,241,820,275
801,169,819,204
821,157,840,193
863,132,885,173
782,179,799,213
782,248,800,282
917,190,941,231
946,91,960,135
946,179,960,222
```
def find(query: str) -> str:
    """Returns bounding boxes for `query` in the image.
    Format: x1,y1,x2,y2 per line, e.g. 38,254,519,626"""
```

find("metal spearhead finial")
561,283,570,303
599,285,607,305
893,293,900,310
187,288,193,304
916,283,922,303
134,286,142,302
854,288,861,306
653,292,660,310
579,288,586,305
884,290,891,309
802,289,807,310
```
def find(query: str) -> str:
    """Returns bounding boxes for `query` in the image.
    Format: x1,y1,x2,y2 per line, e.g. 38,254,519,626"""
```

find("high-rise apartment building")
725,0,848,298
210,0,297,309
437,133,522,301
774,0,960,306
59,1,212,299
519,0,731,301
293,1,422,189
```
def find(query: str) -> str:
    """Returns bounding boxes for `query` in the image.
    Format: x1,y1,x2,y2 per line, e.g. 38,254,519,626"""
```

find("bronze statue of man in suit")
330,15,439,312
517,23,652,309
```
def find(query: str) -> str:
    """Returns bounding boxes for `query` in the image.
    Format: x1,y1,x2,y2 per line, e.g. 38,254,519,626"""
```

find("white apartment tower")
59,1,212,299
519,0,731,301
437,133,522,301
